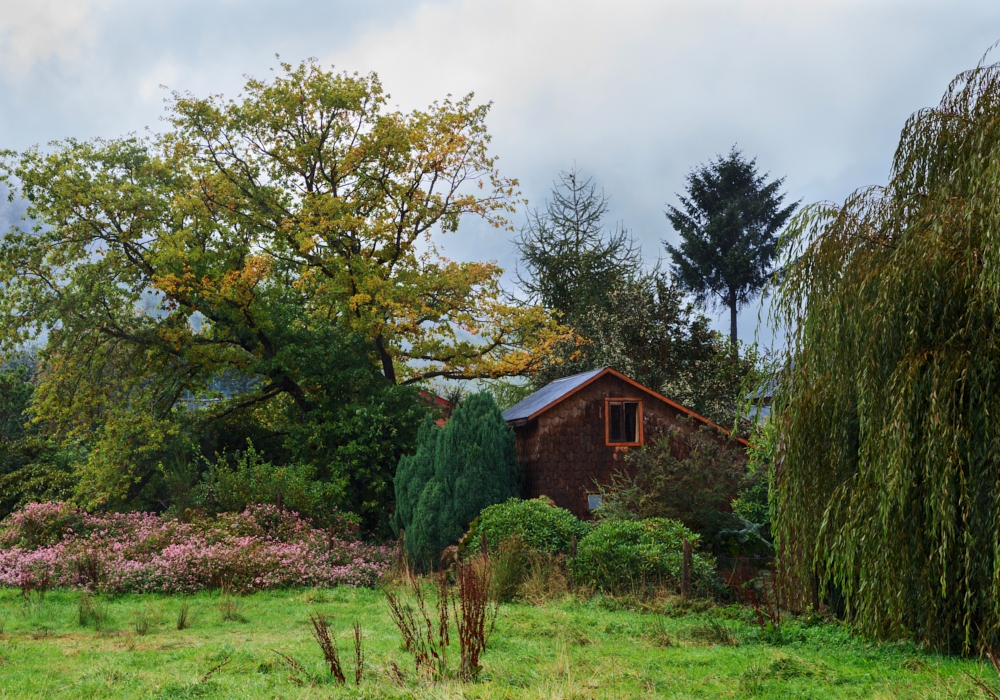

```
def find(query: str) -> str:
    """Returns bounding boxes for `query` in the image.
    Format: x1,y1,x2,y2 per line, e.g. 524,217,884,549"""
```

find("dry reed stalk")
270,648,309,684
353,621,364,685
309,613,345,683
453,552,499,680
199,653,232,683
384,573,449,678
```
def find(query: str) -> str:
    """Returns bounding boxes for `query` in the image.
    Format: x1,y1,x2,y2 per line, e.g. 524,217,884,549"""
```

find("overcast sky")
1,0,998,347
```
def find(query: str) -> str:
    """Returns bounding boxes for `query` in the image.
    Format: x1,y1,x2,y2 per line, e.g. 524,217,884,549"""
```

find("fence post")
570,535,577,559
681,540,692,598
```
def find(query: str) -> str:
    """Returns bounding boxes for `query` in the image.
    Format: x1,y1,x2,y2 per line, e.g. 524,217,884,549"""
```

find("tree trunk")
681,540,692,597
729,302,738,347
374,335,397,384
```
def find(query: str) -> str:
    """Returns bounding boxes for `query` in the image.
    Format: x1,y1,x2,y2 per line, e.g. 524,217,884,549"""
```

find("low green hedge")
574,517,720,594
465,497,591,554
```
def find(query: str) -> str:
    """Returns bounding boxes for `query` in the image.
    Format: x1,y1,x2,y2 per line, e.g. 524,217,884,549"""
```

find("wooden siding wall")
514,374,717,518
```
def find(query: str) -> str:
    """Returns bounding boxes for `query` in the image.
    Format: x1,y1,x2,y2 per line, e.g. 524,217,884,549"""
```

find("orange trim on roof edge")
524,367,748,446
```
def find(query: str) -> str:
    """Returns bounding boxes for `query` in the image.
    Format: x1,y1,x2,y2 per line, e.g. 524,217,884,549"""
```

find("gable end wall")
514,374,720,518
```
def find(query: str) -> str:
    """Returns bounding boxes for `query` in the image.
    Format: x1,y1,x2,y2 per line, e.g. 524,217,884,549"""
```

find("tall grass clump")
384,552,499,682
176,602,190,630
384,571,451,679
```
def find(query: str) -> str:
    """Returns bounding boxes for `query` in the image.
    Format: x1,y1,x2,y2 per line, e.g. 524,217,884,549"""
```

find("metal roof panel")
501,367,608,422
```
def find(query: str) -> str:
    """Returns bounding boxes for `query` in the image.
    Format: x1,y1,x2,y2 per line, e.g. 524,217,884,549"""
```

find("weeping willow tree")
771,55,1000,654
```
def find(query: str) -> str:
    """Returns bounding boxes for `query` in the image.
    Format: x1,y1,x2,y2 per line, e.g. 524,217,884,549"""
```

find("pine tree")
514,168,641,318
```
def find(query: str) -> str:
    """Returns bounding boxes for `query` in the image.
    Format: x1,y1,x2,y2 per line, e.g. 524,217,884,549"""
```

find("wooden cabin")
502,366,747,519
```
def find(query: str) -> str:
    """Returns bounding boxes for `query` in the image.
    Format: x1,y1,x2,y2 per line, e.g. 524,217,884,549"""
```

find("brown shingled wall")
514,373,738,518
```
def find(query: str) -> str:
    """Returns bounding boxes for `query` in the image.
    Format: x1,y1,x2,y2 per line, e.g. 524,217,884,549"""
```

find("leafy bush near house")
597,422,749,547
732,418,775,529
191,443,348,528
465,498,590,554
574,517,721,595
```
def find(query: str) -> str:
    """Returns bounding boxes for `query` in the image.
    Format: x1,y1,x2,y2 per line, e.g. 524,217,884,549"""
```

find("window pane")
587,494,603,512
624,402,638,442
608,402,623,442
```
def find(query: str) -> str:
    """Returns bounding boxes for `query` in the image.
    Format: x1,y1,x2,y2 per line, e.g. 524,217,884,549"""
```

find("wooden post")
481,532,488,555
570,535,578,559
681,540,692,598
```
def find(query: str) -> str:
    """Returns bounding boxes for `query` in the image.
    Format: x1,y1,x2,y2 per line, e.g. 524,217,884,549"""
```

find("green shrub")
574,518,720,595
191,442,345,527
607,424,748,541
465,498,590,554
732,418,775,528
392,417,439,537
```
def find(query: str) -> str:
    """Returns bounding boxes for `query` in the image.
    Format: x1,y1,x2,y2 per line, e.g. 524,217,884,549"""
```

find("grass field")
0,586,992,699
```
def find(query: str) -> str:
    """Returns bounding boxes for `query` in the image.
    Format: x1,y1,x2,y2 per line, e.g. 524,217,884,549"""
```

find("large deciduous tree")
770,57,1000,653
0,60,562,522
664,148,796,345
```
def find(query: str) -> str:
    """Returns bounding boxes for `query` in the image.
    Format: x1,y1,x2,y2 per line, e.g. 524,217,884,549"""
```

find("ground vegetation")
0,585,988,698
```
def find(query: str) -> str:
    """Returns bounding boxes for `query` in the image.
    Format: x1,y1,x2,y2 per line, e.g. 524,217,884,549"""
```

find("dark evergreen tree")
436,392,519,533
392,416,440,536
515,168,641,319
514,168,687,389
395,392,519,564
664,147,797,345
513,167,759,426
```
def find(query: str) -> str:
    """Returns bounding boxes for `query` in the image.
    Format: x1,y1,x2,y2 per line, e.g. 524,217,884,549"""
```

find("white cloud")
328,0,1000,344
0,0,113,75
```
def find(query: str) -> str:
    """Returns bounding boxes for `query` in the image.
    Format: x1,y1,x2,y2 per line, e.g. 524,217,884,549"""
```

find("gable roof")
503,366,747,445
501,367,606,422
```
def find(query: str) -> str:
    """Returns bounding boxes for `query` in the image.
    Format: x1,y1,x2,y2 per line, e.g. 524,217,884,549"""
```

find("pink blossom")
0,503,393,593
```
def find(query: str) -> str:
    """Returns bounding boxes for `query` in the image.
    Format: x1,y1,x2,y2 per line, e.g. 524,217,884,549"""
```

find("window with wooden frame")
605,398,642,446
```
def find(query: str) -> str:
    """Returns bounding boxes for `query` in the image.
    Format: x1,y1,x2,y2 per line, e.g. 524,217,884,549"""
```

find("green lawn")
0,586,991,699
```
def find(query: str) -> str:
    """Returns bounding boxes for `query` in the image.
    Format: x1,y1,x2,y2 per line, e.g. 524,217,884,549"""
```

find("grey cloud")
1,0,998,347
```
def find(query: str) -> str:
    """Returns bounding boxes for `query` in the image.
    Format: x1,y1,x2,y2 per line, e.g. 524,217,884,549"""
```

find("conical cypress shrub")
392,416,439,536
397,392,520,564
438,392,520,531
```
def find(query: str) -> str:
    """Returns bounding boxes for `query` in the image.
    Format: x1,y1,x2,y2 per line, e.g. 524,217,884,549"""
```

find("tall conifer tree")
664,147,797,345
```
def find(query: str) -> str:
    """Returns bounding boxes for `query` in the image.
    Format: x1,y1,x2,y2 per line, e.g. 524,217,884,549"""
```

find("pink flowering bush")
0,503,393,594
